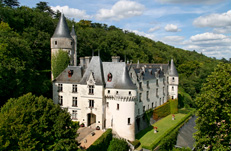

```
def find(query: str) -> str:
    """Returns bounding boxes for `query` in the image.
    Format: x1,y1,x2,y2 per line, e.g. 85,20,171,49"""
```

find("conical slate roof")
169,59,178,76
70,25,77,36
52,13,72,38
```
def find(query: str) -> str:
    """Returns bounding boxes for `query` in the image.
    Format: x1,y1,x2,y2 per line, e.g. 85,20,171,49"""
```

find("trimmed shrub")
158,127,179,150
130,139,140,149
87,129,112,151
170,99,178,114
153,101,170,121
144,109,153,123
107,138,129,151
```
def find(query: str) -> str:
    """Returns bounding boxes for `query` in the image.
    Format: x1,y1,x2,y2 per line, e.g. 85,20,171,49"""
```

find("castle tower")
70,25,77,66
168,59,179,99
51,13,74,79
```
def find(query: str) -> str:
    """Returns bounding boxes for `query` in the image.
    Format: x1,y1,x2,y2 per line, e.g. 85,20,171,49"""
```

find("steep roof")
54,66,82,83
103,62,136,89
70,25,77,36
79,56,105,85
52,13,72,39
169,59,178,76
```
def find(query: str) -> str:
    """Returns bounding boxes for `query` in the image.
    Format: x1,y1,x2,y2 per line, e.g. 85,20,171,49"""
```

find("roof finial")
137,60,140,68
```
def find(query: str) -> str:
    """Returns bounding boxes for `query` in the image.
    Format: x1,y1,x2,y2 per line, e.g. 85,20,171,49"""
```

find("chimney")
85,56,91,68
112,56,120,62
80,57,85,68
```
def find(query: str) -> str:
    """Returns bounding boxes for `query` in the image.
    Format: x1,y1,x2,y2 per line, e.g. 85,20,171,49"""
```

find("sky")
19,0,231,59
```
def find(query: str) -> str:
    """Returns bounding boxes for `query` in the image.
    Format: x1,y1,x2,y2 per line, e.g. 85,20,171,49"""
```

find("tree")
0,93,78,150
2,0,19,7
194,63,231,150
107,138,129,151
36,1,54,16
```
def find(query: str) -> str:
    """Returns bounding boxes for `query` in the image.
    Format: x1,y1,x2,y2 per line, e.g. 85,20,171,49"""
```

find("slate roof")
169,59,178,76
79,56,105,85
54,66,82,83
52,13,72,39
103,62,136,89
70,25,77,36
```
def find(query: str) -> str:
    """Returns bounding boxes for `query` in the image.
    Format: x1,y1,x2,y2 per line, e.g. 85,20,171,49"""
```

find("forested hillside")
0,2,221,107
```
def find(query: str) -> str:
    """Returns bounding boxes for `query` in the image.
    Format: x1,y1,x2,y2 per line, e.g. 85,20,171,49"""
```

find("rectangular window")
58,84,63,92
55,41,57,45
172,86,174,91
58,95,63,106
139,93,142,102
72,110,77,119
143,106,145,112
72,97,77,107
146,91,149,99
172,77,175,82
89,100,94,108
163,78,165,85
147,81,149,88
117,104,119,110
108,90,110,94
148,105,149,110
72,85,77,93
129,91,131,95
152,102,154,108
128,118,131,125
156,88,158,97
139,82,142,89
156,79,158,86
116,91,119,95
89,85,94,95
163,87,165,95
107,102,109,107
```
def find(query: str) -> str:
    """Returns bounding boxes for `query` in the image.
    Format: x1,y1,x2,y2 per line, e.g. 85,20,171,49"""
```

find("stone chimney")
85,56,91,68
112,56,120,62
80,57,85,68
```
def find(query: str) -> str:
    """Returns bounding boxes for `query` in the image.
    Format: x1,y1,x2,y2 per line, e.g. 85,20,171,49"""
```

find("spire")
70,24,77,36
137,60,140,68
52,13,72,38
169,59,178,76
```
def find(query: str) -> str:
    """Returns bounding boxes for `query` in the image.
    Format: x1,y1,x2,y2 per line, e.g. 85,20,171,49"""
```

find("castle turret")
70,25,77,66
168,59,179,99
51,13,74,80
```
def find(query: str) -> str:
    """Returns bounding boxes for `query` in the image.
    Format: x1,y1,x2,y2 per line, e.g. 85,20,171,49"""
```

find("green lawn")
136,113,187,148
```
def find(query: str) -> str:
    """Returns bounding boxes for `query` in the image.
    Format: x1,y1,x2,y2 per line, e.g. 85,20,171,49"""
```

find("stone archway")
87,113,96,126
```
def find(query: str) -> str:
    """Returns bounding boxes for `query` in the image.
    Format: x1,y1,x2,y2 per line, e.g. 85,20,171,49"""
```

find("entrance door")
87,113,96,126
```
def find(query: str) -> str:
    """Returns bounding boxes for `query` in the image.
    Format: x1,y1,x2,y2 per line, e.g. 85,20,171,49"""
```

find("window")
58,84,63,92
117,104,119,110
163,78,165,85
58,96,63,106
139,82,142,89
152,102,154,108
156,88,158,97
55,41,57,45
156,79,158,86
107,73,113,82
108,90,110,94
146,91,149,99
72,85,77,93
129,91,131,95
139,93,142,102
172,96,174,99
116,91,119,95
159,98,161,105
68,70,73,77
71,42,73,45
72,97,77,107
72,110,77,119
148,105,149,110
172,86,174,91
89,100,94,108
128,118,131,125
107,102,109,107
147,81,149,88
143,106,145,112
163,87,165,95
172,77,175,82
89,85,94,95
138,109,140,114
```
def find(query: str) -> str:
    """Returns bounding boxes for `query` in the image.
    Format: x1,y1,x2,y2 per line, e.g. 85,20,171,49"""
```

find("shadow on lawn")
136,125,153,139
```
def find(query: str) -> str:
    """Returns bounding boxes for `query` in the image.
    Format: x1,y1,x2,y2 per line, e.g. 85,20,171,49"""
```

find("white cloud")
183,32,231,59
148,26,161,33
95,0,145,21
164,24,181,32
157,0,224,4
213,26,231,34
193,10,231,28
163,36,185,42
51,5,92,20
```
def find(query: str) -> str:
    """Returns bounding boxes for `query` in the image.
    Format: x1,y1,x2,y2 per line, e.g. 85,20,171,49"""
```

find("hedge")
107,138,129,151
143,111,193,150
130,139,140,149
170,99,178,114
87,129,112,151
153,101,170,121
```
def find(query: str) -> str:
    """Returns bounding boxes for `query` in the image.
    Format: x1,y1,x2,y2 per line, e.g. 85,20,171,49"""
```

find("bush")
107,138,129,151
130,139,140,149
170,99,178,114
153,101,170,121
87,129,112,151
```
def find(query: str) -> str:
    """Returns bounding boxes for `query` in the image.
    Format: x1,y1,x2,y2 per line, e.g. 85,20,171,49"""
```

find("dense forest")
0,1,226,107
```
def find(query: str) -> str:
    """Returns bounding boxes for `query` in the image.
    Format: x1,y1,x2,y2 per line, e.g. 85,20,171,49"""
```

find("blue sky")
19,0,231,59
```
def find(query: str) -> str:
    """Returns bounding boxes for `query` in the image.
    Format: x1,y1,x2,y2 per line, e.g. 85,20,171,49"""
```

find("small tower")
51,13,74,79
168,59,179,99
70,25,77,66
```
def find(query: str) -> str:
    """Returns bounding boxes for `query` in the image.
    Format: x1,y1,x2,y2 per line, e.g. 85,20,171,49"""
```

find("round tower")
168,59,179,99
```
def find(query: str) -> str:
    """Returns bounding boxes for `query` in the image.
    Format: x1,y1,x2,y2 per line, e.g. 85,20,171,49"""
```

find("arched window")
107,73,113,82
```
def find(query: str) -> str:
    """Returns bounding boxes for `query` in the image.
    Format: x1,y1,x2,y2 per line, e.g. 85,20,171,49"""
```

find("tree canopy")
0,93,78,150
195,63,231,150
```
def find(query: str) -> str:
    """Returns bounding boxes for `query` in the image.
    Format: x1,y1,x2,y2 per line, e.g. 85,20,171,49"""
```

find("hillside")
0,3,220,106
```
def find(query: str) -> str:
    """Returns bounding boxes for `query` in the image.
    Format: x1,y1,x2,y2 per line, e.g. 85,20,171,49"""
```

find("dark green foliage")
158,128,179,150
0,93,78,150
51,49,70,79
178,87,194,108
153,101,170,120
170,99,178,114
130,139,140,149
172,147,191,151
2,0,19,7
107,138,129,151
87,129,112,151
144,109,154,123
195,63,231,150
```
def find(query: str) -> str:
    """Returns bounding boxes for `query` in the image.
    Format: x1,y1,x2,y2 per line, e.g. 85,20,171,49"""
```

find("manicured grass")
136,113,187,148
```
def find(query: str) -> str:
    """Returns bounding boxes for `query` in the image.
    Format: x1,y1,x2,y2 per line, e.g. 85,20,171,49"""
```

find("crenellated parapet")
105,95,136,101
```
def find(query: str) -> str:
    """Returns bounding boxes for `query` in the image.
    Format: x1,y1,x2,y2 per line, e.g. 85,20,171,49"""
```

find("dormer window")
89,85,94,95
55,41,57,45
68,70,73,77
129,91,131,95
116,91,119,95
107,73,113,82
